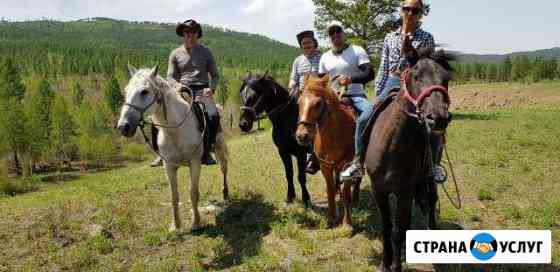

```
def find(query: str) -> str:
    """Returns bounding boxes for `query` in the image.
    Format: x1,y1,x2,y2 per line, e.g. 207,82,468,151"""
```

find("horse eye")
140,89,149,96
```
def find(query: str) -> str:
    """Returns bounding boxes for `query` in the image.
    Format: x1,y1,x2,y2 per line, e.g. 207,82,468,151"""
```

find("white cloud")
243,0,265,15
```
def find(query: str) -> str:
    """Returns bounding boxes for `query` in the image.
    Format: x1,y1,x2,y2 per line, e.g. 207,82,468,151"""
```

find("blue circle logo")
470,233,498,261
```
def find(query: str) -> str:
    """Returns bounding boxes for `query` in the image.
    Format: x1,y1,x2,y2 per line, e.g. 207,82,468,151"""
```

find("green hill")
458,47,560,63
0,17,299,78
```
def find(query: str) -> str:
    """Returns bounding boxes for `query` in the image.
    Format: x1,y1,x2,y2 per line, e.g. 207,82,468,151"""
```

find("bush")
121,143,149,161
0,177,39,196
77,134,117,165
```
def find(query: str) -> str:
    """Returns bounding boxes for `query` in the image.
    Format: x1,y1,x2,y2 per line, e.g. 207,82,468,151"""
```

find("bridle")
296,97,328,128
401,68,450,116
240,81,294,120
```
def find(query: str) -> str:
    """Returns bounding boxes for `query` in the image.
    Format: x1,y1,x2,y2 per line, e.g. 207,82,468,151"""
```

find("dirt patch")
450,83,560,110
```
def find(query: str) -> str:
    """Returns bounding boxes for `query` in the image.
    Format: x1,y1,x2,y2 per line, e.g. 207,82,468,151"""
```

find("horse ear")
303,73,310,83
320,73,330,85
127,63,137,77
150,65,159,77
245,70,252,79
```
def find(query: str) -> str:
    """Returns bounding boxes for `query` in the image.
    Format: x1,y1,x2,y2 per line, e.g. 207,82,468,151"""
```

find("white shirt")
318,44,370,95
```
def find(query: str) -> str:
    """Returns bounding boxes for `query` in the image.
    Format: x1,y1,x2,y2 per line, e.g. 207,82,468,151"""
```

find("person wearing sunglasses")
318,21,375,181
375,0,447,183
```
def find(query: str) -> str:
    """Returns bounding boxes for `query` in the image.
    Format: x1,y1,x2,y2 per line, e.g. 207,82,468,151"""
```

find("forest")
1,17,559,178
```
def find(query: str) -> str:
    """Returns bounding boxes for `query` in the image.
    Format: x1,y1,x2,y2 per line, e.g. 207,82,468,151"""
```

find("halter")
401,69,450,112
240,82,294,120
296,98,328,128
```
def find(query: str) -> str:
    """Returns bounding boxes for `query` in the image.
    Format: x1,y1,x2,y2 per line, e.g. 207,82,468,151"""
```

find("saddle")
361,90,400,149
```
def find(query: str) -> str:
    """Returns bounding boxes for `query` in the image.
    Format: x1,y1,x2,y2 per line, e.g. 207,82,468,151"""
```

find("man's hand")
337,75,351,87
202,88,214,97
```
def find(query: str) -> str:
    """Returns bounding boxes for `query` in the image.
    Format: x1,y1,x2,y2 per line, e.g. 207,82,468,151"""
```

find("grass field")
0,82,558,271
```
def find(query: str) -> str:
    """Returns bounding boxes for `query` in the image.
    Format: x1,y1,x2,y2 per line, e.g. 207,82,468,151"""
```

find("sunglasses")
328,28,343,36
402,6,421,15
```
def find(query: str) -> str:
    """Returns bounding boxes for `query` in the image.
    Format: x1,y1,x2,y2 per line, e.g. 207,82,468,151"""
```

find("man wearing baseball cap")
318,21,375,181
150,19,221,166
289,30,322,174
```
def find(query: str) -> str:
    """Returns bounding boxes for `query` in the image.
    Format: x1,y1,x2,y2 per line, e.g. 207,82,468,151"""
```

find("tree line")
453,56,560,84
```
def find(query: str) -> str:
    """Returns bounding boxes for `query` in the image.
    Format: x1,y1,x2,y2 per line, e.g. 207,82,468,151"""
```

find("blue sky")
0,0,558,54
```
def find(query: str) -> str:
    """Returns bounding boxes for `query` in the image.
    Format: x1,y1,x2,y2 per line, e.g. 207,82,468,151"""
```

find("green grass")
0,83,558,271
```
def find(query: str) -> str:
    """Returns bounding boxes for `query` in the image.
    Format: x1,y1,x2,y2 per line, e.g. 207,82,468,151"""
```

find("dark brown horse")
365,48,453,272
295,75,361,228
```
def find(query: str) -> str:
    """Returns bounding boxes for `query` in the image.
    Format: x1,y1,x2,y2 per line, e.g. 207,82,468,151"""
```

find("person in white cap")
318,21,375,181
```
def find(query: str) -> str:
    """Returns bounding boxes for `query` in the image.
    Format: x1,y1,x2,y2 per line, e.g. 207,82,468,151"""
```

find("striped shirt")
375,27,435,95
290,51,322,91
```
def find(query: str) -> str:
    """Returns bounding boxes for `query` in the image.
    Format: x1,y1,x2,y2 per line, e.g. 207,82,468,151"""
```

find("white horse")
117,65,229,231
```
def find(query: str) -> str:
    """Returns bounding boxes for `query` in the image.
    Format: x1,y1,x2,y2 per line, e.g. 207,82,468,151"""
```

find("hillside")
0,17,299,77
458,47,560,63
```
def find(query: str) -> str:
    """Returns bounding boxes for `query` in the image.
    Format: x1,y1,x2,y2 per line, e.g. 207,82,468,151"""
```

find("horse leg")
341,178,353,228
351,177,362,208
214,132,229,200
374,188,393,272
189,160,203,231
279,150,296,203
165,163,181,231
321,166,337,227
296,151,311,207
428,181,438,230
391,191,413,272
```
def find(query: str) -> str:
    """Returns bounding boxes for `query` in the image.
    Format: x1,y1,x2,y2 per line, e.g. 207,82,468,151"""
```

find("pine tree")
0,58,27,172
70,81,85,106
500,57,513,82
49,95,77,162
216,76,230,107
103,76,124,116
24,77,54,168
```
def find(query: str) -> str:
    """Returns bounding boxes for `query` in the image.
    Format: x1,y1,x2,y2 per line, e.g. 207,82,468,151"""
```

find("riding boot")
305,153,320,175
201,117,217,166
340,152,364,182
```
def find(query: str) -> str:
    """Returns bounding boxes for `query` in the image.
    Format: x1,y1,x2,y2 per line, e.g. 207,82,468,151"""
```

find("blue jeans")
377,76,401,102
348,95,374,156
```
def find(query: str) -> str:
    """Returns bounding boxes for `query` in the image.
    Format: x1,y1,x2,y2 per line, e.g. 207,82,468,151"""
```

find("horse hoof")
377,264,391,272
191,224,204,232
169,223,180,232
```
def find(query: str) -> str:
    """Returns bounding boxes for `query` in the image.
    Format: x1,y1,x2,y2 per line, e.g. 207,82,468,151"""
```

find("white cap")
326,20,344,33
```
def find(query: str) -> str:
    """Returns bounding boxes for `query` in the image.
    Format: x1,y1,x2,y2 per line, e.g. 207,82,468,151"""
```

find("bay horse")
295,75,362,228
238,72,311,207
365,48,453,272
117,65,229,232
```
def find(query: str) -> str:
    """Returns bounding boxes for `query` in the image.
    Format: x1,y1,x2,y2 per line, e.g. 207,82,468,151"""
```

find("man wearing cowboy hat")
150,19,221,166
318,20,375,181
289,30,322,174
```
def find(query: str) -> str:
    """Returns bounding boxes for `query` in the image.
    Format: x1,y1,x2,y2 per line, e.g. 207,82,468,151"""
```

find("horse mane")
241,73,289,96
304,76,340,106
416,47,455,72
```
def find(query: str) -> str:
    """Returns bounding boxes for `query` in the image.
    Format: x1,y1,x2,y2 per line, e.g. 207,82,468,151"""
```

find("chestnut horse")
295,75,361,228
365,48,453,272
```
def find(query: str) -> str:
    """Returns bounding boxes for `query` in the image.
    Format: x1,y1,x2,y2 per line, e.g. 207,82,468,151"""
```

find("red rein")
401,69,450,108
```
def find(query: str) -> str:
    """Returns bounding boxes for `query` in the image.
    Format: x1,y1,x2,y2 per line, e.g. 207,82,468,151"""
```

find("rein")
240,83,294,120
124,82,194,166
399,69,462,210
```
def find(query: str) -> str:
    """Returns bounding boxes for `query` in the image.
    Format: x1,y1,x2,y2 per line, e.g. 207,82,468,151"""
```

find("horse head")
117,64,163,137
295,74,336,146
238,71,274,132
402,47,454,135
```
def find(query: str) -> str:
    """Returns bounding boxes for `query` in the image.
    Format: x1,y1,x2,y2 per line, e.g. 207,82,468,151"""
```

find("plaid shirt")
375,27,435,95
290,51,322,91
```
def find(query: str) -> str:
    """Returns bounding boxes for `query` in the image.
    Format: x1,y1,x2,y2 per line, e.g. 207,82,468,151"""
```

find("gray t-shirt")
318,44,370,95
167,44,220,90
